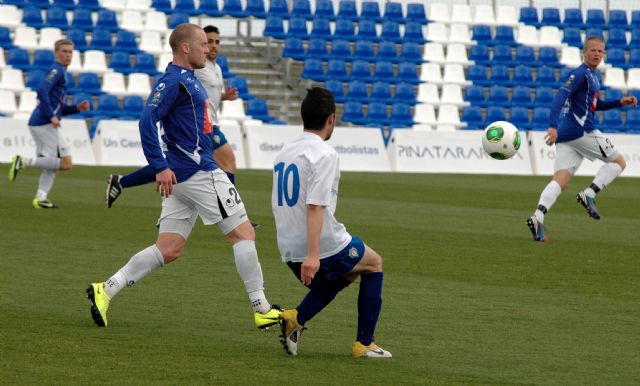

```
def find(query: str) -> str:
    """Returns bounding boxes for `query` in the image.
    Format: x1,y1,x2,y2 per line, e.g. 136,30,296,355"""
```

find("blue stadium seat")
534,87,554,105
532,107,551,130
492,45,513,66
467,65,489,86
373,61,395,83
400,42,423,64
315,0,335,20
291,0,312,20
494,26,517,46
513,65,535,87
509,106,531,129
511,86,533,108
406,3,427,24
67,29,87,51
541,8,561,28
324,79,345,103
519,7,540,27
22,6,45,29
559,67,573,84
33,50,54,71
631,11,640,30
625,109,640,131
609,10,629,30
71,8,94,30
628,89,640,103
538,47,560,67
110,51,133,74
337,0,358,21
174,0,198,15
585,28,604,41
488,85,510,107
514,45,536,66
349,60,372,82
73,93,95,117
390,103,413,127
53,0,78,10
26,70,45,89
586,9,607,30
65,72,76,93
334,18,355,41
602,110,624,132
76,73,102,95
464,86,485,106
630,29,640,48
377,41,398,63
485,106,506,124
114,30,139,54
535,66,557,88
357,19,378,41
217,55,232,77
472,25,493,46
89,29,113,52
563,8,584,29
0,27,13,49
77,0,100,10
152,0,173,13
394,82,416,105
367,102,389,126
489,64,510,86
404,22,426,44
383,2,404,24
469,45,490,66
199,0,223,17
342,101,366,125
282,37,305,60
228,76,253,99
306,38,329,60
169,13,190,29
628,48,640,68
606,48,627,69
370,81,391,102
264,16,286,39
96,94,121,117
346,80,369,102
267,0,288,18
246,98,273,121
326,59,348,81
397,62,419,84
301,58,324,81
246,0,266,18
562,27,582,48
96,9,118,32
310,18,332,40
360,1,381,22
607,28,628,49
287,17,309,39
122,96,144,118
134,53,158,75
605,89,623,101
29,0,51,7
47,7,69,30
461,106,483,129
380,21,402,43
7,48,30,71
329,39,351,60
353,40,375,62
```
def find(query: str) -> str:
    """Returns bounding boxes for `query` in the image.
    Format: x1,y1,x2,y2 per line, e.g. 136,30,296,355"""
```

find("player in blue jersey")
272,88,391,358
527,36,637,242
86,24,280,330
8,39,90,208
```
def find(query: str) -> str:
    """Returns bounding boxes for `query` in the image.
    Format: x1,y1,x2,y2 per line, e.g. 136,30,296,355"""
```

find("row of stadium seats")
326,79,416,105
342,101,413,128
283,38,423,64
519,7,640,30
301,59,419,84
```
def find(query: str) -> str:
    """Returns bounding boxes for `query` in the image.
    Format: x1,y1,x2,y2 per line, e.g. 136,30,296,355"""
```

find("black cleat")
106,174,123,208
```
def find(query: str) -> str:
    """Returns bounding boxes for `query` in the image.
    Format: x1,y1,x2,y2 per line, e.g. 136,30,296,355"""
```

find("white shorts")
29,123,71,158
554,130,620,174
157,169,248,237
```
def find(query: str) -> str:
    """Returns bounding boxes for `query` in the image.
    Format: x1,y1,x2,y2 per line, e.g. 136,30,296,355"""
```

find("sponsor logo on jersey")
349,246,359,258
225,197,236,208
46,68,58,82
562,74,575,90
156,82,166,91
149,91,162,107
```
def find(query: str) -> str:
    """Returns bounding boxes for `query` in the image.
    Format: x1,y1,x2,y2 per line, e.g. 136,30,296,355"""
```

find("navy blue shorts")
212,125,228,150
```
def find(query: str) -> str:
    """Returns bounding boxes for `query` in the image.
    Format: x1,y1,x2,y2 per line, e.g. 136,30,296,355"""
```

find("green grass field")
1,166,639,385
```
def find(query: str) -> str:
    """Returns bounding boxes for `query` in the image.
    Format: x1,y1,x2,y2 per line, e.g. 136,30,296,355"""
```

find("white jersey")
194,59,224,125
272,131,351,263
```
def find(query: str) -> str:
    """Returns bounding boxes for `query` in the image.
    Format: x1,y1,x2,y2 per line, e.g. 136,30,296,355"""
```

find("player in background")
86,24,281,330
105,26,257,227
8,39,90,208
527,36,637,242
272,87,391,358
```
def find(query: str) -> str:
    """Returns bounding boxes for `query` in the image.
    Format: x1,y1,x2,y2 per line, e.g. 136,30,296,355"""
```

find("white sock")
31,157,60,170
535,180,562,223
589,163,623,197
103,245,164,299
35,170,57,200
232,240,270,313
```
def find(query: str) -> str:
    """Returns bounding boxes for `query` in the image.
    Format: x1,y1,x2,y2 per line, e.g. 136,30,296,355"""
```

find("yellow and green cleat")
8,155,22,182
86,283,110,327
254,304,283,330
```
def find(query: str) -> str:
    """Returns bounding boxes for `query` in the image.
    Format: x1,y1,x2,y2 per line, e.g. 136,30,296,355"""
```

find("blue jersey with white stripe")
549,63,622,142
139,63,217,182
28,62,79,126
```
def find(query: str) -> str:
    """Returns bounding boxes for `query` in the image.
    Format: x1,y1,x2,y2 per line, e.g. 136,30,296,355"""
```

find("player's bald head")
169,23,203,52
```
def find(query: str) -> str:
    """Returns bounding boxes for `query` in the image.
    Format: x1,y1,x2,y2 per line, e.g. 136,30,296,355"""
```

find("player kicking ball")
271,87,391,358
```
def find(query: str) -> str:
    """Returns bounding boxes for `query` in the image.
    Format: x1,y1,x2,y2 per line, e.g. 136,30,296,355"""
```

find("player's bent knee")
156,232,187,264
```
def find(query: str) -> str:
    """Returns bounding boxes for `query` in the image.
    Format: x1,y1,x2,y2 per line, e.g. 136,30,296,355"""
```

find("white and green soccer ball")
482,121,521,160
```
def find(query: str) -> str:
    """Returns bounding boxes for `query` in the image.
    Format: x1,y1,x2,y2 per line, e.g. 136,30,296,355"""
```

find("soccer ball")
482,121,521,160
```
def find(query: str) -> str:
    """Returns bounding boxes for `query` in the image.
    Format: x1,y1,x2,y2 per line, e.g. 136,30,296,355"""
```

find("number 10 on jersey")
274,162,299,207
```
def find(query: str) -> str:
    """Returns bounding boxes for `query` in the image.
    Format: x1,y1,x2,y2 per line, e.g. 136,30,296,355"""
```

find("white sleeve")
306,153,338,207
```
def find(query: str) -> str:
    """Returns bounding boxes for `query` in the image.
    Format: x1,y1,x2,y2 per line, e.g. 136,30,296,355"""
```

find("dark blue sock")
296,275,351,326
226,171,235,184
357,272,383,346
120,165,156,189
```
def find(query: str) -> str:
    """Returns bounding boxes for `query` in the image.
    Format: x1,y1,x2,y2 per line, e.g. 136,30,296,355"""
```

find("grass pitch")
1,166,639,385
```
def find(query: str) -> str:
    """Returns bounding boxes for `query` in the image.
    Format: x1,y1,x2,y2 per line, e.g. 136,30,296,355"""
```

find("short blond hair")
169,23,202,52
54,39,74,52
